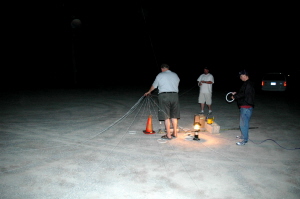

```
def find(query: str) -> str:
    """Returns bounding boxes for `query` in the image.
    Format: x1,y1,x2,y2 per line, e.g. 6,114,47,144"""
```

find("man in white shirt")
144,64,180,140
197,66,214,114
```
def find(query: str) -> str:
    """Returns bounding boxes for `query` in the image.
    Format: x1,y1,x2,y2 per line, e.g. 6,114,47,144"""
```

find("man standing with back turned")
197,66,214,114
144,64,180,140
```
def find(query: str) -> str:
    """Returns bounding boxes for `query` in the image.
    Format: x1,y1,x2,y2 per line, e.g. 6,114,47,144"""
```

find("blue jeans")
239,107,253,142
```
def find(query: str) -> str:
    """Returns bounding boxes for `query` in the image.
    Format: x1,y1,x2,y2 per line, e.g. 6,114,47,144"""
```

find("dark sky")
3,1,298,89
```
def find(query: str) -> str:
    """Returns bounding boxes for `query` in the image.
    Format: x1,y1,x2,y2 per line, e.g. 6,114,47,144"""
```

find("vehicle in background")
261,73,287,91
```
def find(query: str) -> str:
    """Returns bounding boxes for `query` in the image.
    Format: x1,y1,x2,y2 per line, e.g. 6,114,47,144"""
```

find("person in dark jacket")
231,69,255,145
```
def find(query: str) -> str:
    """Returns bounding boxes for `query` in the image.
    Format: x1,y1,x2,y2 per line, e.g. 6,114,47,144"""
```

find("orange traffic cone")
143,115,156,134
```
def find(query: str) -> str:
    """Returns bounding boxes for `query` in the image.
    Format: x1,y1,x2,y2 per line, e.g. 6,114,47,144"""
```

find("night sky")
3,1,298,90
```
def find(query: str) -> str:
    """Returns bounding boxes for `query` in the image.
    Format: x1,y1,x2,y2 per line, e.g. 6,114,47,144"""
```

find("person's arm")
201,75,214,84
144,85,155,96
231,92,237,99
233,84,247,100
201,81,213,84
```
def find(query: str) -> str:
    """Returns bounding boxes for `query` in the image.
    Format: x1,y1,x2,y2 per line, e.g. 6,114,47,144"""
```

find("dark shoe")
236,140,248,146
161,135,172,140
236,135,244,139
171,134,177,138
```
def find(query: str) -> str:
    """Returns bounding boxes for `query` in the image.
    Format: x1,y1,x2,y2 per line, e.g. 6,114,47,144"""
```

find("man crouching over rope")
144,63,180,140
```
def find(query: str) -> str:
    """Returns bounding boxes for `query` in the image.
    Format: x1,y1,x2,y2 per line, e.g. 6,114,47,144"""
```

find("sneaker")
236,135,244,139
200,110,204,114
208,110,212,114
236,140,248,146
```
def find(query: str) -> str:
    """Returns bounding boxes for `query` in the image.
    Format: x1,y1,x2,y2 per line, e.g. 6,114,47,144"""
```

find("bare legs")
200,103,212,112
171,118,178,137
200,103,205,111
207,104,212,111
164,118,178,138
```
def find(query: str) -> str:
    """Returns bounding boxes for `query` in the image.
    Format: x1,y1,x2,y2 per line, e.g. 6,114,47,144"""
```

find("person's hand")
231,92,236,100
144,91,151,96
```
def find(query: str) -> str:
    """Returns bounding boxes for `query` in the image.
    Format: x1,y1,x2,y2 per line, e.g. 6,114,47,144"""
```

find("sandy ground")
0,85,300,199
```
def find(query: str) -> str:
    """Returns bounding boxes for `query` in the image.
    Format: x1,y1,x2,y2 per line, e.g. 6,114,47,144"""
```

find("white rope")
84,95,146,142
226,92,235,103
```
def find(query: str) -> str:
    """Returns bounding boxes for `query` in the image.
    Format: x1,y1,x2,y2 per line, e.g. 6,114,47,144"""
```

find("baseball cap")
239,69,248,76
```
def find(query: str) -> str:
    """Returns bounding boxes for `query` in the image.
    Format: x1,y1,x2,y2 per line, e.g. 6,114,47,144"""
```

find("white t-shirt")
197,73,214,93
152,70,180,93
